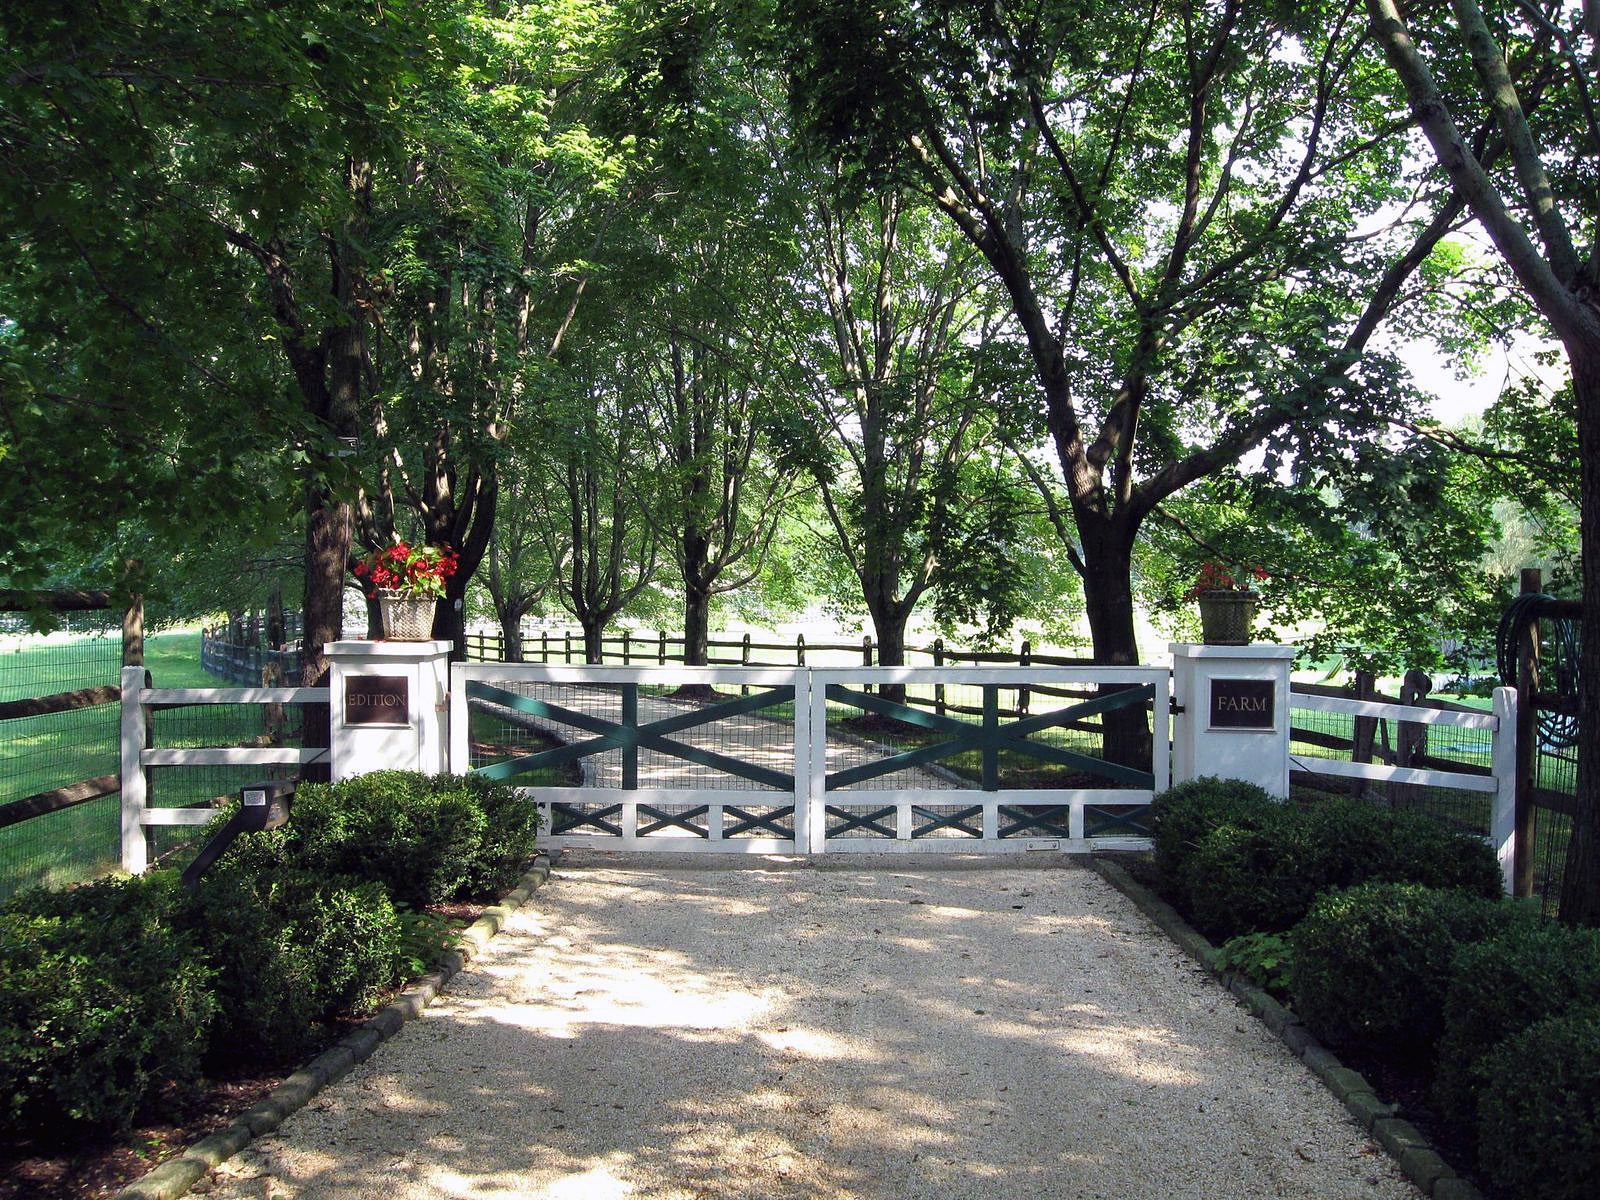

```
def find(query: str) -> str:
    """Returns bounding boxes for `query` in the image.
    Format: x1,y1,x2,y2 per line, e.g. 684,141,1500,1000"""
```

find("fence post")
659,629,667,665
1392,668,1432,807
565,631,573,664
1492,686,1518,896
1350,669,1382,803
1018,639,1032,716
541,630,549,663
622,629,631,665
796,633,806,666
121,592,144,667
933,638,946,717
1514,567,1541,896
119,665,149,874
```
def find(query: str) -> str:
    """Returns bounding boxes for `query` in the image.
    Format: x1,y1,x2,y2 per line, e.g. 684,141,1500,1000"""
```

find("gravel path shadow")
207,853,1417,1200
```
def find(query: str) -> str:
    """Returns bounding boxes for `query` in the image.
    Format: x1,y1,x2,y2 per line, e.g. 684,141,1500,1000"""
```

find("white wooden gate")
448,663,1169,855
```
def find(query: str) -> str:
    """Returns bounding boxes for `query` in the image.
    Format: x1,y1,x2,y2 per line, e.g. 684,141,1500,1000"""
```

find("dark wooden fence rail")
199,632,304,687
462,628,1092,670
461,628,1120,724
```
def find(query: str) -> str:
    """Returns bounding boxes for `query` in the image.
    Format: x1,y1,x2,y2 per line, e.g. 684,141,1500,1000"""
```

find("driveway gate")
449,664,1169,854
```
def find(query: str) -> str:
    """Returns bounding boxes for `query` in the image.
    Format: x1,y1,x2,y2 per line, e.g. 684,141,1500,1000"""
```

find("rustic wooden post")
1393,667,1433,807
541,630,549,663
268,586,285,649
933,638,946,717
564,631,573,663
1351,669,1380,803
622,629,631,665
1019,639,1032,717
862,634,874,695
796,633,806,666
1515,567,1542,896
659,629,668,665
121,592,144,668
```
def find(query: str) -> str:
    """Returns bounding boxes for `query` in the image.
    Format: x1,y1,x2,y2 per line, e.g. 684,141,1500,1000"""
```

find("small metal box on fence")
180,779,295,888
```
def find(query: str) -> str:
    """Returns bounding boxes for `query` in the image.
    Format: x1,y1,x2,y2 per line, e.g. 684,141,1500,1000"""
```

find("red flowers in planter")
353,542,459,600
1184,562,1268,601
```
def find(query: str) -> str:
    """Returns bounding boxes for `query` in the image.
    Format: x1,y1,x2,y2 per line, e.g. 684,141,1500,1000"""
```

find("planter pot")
377,592,437,641
1197,590,1259,646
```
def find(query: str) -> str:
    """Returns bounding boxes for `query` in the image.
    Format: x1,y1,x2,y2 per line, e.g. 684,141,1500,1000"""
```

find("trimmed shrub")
1155,785,1506,942
265,771,489,906
218,771,537,905
1292,799,1502,900
455,773,542,897
1148,776,1278,884
1178,811,1306,939
0,874,216,1135
1477,1003,1600,1200
1289,881,1530,1062
1434,922,1600,1134
189,868,403,1066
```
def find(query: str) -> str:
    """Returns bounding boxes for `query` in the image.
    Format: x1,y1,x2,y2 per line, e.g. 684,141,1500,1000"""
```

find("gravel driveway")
207,854,1417,1200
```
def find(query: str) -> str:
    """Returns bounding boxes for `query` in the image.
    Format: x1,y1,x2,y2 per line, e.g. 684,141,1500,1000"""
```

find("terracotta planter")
1197,589,1258,645
377,592,437,641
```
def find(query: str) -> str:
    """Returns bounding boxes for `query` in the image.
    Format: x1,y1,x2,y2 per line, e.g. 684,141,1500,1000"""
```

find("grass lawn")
0,629,268,899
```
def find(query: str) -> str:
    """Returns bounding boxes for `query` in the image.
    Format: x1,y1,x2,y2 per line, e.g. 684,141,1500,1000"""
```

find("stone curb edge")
1087,855,1484,1200
113,852,556,1200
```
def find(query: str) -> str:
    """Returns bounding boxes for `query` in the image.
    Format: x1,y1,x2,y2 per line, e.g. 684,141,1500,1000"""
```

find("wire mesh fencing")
0,629,123,899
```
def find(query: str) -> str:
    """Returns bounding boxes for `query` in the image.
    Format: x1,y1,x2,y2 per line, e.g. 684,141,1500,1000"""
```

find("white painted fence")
1288,687,1517,892
115,655,1517,883
118,666,327,873
448,662,1170,855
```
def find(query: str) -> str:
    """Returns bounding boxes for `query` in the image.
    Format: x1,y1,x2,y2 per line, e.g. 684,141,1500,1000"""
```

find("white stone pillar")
326,640,452,781
1170,643,1298,799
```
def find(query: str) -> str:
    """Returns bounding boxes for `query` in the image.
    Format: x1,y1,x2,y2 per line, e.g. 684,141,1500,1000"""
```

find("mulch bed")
0,1072,281,1200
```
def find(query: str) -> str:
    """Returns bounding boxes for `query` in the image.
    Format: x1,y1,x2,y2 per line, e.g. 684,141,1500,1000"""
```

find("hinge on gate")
1169,700,1186,714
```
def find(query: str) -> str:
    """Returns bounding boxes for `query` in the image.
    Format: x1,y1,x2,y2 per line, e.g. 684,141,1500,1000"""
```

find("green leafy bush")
265,771,489,906
227,771,537,906
1178,811,1304,939
1289,882,1529,1061
1433,922,1600,1134
1214,931,1295,997
1477,1003,1600,1200
455,774,542,897
189,868,403,1066
1148,776,1278,885
0,874,216,1135
1157,786,1505,941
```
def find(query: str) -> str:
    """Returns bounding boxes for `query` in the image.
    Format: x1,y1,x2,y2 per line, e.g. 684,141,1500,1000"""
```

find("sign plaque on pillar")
344,675,410,727
1209,677,1276,730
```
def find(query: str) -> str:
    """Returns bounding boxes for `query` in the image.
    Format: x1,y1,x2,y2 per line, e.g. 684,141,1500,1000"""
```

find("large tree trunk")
581,620,605,664
1561,346,1600,925
498,606,525,663
431,581,467,658
864,586,911,708
1079,527,1151,771
683,578,712,668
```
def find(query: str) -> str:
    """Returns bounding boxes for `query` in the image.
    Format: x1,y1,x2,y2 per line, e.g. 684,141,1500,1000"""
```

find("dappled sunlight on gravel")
206,854,1419,1200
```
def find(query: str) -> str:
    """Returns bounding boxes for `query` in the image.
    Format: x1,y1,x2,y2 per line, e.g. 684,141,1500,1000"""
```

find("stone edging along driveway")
112,854,556,1200
1088,858,1484,1200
